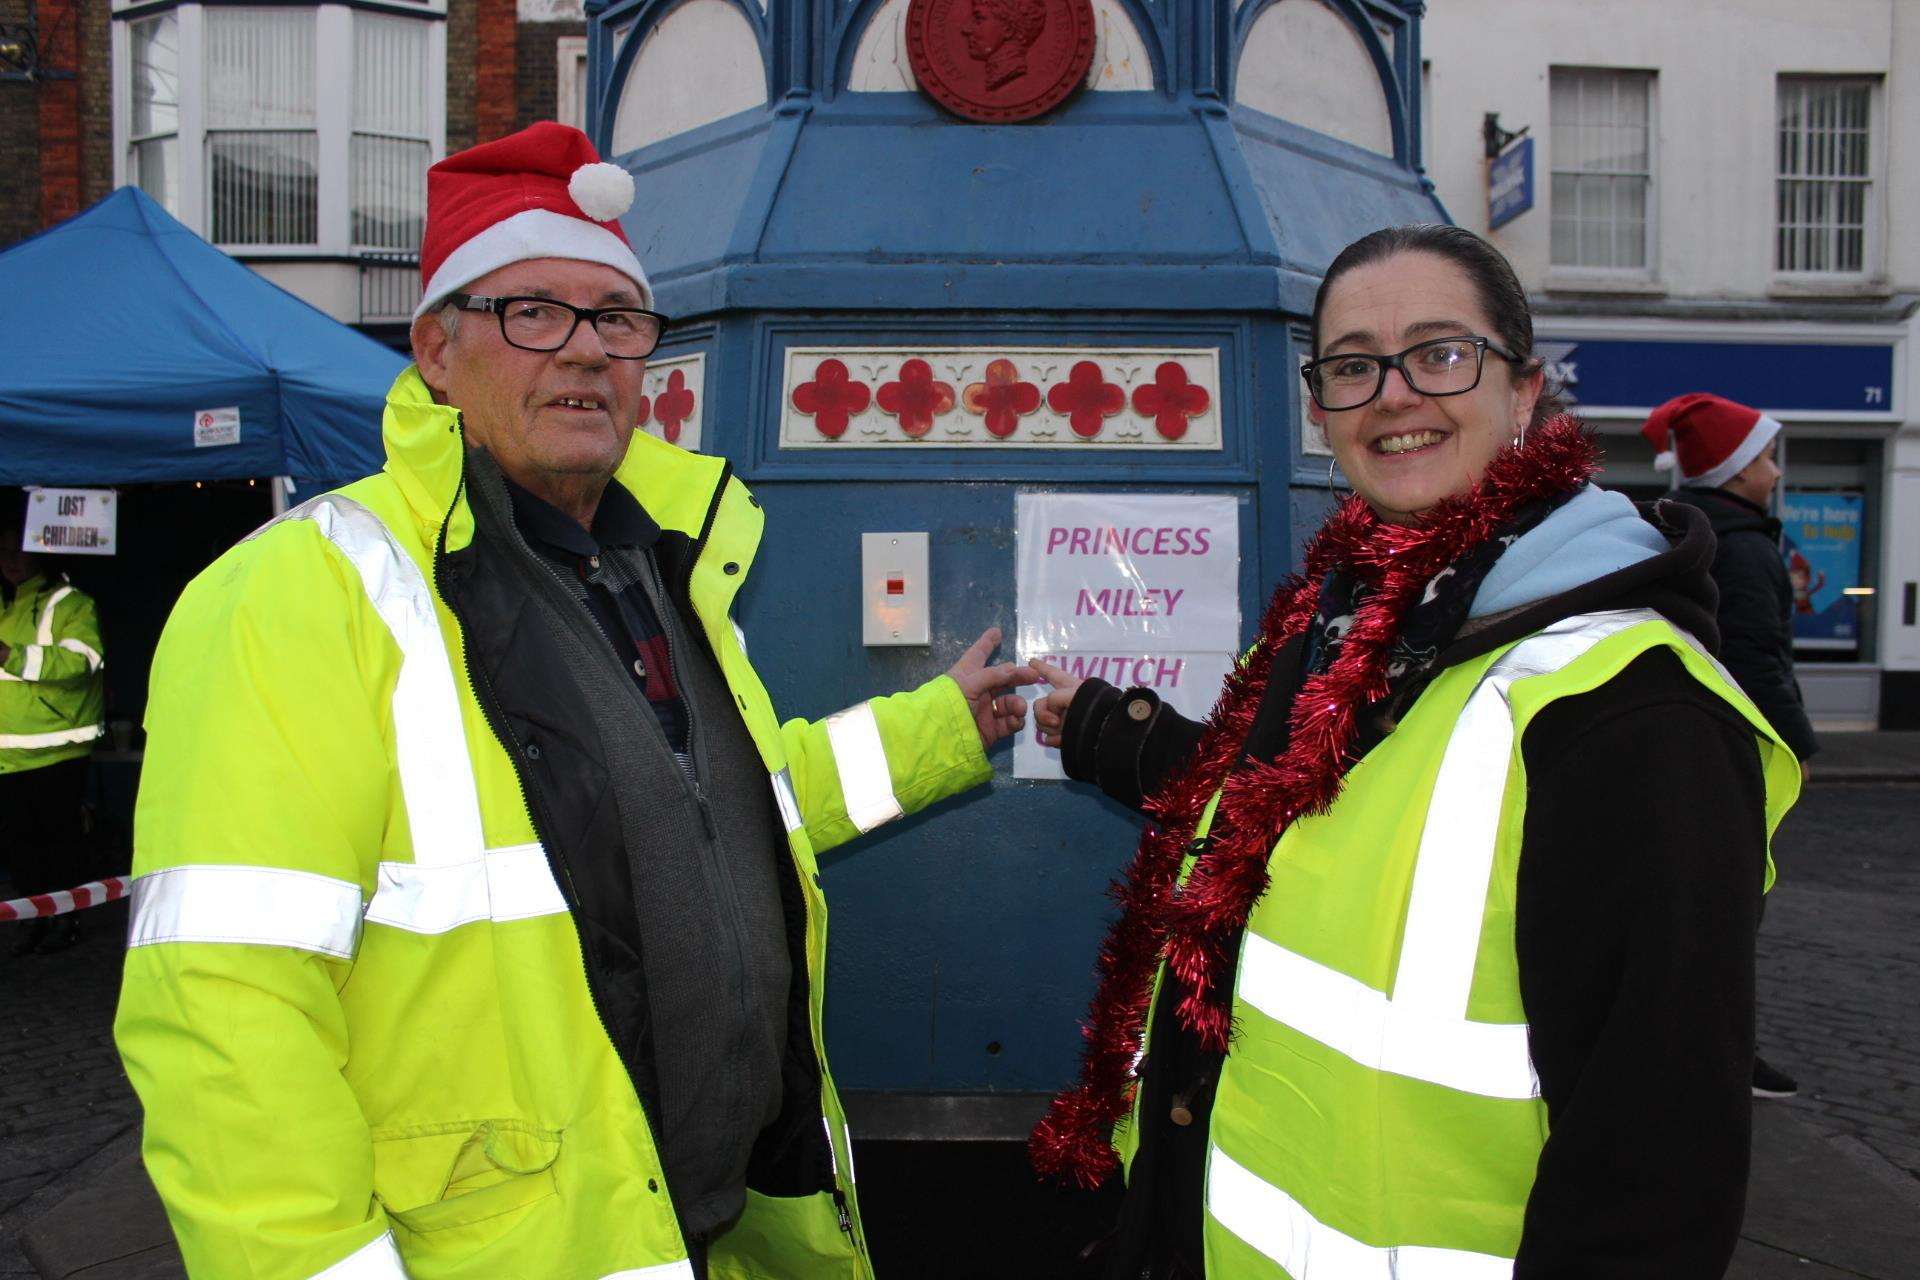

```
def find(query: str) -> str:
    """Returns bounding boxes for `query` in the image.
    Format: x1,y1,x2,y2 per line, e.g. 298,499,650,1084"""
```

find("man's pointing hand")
946,627,1039,750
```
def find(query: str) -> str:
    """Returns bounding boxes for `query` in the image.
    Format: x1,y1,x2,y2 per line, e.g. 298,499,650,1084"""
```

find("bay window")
114,0,444,256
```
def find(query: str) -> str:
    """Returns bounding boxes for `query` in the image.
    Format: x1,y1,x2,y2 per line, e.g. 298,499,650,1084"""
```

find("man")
0,499,105,955
115,123,1034,1280
1645,390,1815,1099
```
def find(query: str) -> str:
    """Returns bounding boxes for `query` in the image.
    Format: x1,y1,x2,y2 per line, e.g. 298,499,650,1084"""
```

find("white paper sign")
23,488,117,556
1015,492,1240,779
193,406,241,448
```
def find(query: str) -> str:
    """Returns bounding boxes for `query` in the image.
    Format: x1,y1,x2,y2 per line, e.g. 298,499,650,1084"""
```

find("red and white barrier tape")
0,875,130,922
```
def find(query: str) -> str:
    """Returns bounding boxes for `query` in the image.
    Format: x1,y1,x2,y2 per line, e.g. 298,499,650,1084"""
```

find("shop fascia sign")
1531,337,1898,418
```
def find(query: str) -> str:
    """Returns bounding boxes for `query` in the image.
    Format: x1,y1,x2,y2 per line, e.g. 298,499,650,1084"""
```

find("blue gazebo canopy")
0,188,402,491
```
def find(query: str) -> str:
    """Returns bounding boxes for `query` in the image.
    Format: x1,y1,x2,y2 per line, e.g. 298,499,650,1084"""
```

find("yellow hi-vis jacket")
0,571,105,774
1114,610,1798,1277
114,367,992,1280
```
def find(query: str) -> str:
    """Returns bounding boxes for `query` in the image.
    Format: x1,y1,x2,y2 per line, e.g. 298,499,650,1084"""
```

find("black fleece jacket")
1068,499,1771,1280
1666,487,1819,761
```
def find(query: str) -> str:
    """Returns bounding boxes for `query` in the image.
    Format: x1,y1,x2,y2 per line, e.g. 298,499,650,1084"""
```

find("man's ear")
411,311,453,397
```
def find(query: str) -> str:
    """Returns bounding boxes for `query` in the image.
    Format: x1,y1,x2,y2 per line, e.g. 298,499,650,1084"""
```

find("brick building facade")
1,0,583,321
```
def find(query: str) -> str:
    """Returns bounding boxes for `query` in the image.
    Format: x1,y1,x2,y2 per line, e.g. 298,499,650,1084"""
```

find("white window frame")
122,11,180,214
556,35,588,132
1545,66,1659,292
1772,74,1886,292
111,1,446,257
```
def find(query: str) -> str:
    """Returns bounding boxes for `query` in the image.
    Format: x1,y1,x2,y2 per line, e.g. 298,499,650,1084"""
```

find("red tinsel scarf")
1029,417,1600,1187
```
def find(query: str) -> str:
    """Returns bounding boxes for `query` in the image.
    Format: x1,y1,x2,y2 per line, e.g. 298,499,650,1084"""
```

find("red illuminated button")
886,577,906,596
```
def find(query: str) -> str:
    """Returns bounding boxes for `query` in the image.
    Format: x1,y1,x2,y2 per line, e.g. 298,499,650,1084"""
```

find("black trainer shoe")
1752,1055,1799,1099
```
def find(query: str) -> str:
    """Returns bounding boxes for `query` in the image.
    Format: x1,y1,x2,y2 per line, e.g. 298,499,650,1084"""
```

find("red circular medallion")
906,0,1097,124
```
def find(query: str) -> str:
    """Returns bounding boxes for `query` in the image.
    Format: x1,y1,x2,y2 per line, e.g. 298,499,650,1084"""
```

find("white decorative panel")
1237,0,1392,156
850,0,1152,93
640,352,705,451
611,0,766,155
517,0,583,21
781,348,1221,450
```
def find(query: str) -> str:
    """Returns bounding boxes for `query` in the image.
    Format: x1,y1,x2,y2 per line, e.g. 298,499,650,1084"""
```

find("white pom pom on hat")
1653,451,1676,472
568,162,635,223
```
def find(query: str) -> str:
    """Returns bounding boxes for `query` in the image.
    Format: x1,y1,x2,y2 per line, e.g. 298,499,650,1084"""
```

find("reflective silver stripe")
265,496,485,869
57,636,103,671
1207,1144,1513,1279
1235,610,1673,1101
364,843,567,935
22,643,42,681
824,701,903,834
770,766,804,834
37,585,72,645
597,1263,696,1279
128,864,364,959
821,1114,841,1182
309,1232,407,1279
0,723,104,749
1394,609,1660,1016
1237,931,1537,1099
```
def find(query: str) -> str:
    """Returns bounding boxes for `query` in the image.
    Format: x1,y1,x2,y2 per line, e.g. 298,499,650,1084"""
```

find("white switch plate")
861,531,930,646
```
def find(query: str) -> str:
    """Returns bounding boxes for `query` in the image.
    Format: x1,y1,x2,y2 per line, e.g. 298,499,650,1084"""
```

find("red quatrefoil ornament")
962,358,1041,438
1131,362,1211,440
876,359,957,438
791,359,872,439
1046,361,1126,438
652,370,696,444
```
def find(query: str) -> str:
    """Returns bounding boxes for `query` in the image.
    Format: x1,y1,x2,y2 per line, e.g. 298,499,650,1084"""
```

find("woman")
1030,225,1800,1279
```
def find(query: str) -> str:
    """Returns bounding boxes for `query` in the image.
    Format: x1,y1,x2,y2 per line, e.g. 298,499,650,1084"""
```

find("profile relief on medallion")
962,0,1050,89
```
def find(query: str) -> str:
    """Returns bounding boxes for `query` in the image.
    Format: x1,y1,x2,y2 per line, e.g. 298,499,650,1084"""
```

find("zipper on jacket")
429,449,670,1169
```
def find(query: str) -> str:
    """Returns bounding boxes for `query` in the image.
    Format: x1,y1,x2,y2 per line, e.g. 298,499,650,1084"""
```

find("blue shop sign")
1488,138,1533,230
1536,337,1897,415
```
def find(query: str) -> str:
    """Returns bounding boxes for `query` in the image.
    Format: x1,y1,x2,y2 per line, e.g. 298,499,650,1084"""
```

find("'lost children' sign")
23,488,117,556
1015,491,1241,780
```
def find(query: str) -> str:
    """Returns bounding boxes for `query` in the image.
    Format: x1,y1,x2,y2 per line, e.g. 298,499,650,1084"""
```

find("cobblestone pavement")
0,899,140,1275
0,784,1915,1274
1754,782,1920,1178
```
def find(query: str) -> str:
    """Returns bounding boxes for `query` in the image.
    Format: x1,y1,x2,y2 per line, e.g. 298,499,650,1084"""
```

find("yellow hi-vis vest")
0,571,105,773
1122,610,1797,1278
115,367,991,1280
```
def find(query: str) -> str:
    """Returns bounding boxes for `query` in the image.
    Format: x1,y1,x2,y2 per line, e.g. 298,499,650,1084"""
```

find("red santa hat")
1640,393,1782,490
414,121,649,321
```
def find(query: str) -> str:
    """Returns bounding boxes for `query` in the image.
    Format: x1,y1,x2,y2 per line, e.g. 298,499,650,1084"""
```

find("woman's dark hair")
1309,223,1566,427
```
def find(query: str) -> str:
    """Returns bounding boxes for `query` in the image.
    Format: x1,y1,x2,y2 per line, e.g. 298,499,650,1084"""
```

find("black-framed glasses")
447,293,667,360
1301,335,1521,411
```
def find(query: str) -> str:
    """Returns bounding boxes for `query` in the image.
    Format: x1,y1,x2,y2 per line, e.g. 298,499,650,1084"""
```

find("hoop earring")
1327,456,1339,490
1512,420,1528,450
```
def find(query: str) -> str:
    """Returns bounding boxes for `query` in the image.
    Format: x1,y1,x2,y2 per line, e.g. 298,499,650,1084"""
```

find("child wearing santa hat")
1644,392,1815,1101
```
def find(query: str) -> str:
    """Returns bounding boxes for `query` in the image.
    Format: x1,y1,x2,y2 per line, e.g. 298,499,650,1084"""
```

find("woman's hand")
1031,659,1084,749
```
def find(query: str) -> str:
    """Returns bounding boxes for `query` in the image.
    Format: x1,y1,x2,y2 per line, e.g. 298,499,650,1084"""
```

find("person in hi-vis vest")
0,498,105,956
1032,225,1799,1279
115,123,1036,1280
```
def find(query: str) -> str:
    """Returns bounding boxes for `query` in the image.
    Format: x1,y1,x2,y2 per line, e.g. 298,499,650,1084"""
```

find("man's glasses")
446,293,667,360
1301,335,1521,411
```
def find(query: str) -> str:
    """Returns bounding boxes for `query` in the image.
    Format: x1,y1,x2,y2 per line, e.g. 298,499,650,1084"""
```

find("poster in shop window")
1779,490,1864,650
1015,492,1241,780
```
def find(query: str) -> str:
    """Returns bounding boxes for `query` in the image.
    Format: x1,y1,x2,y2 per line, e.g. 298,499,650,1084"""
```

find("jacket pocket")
374,1119,562,1235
